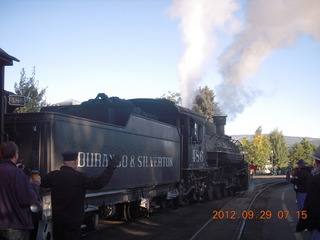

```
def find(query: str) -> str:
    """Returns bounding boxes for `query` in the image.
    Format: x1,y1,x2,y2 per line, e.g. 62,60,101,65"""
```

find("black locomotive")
3,93,249,239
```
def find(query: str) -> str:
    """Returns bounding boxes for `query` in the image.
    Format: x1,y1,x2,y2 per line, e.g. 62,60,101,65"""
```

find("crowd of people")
288,145,320,240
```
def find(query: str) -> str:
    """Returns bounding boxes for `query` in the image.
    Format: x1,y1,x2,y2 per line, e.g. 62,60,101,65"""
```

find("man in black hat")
41,151,120,240
291,159,312,213
300,145,320,238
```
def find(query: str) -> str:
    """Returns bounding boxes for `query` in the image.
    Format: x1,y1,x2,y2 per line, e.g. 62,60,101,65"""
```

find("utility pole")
0,48,19,143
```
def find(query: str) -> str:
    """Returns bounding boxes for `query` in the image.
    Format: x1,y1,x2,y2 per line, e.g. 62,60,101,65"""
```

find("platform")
247,175,311,240
193,175,312,240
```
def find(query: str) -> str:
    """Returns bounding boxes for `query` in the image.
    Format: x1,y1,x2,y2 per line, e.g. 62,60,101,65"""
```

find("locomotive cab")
176,108,206,170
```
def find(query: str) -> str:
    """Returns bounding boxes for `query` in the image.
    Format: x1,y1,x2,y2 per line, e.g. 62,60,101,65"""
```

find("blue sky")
1,0,319,138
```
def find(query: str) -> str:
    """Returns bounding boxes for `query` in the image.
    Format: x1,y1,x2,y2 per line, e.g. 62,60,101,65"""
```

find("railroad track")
81,178,286,240
189,179,286,240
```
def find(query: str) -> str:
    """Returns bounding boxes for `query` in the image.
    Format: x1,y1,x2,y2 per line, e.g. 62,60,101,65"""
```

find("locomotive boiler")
3,93,249,239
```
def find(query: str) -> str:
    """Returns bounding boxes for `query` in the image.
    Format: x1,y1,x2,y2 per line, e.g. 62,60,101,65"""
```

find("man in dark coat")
304,145,320,239
41,151,120,240
0,141,40,240
291,159,312,212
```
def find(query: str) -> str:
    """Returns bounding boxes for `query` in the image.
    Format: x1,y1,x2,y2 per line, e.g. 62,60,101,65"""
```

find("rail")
189,180,285,240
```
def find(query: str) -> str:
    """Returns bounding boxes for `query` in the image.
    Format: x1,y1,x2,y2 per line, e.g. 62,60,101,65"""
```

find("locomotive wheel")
242,173,249,191
123,203,131,221
179,194,190,206
101,205,116,218
171,197,179,210
123,202,140,221
165,197,180,210
84,214,99,231
192,191,198,202
222,185,228,197
205,183,214,201
228,187,235,196
161,198,167,211
213,185,222,199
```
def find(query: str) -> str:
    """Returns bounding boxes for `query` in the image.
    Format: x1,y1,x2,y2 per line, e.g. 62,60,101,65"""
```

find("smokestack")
213,116,226,136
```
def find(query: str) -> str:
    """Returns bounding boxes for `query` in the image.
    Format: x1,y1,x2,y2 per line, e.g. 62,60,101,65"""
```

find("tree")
241,126,272,169
289,138,317,165
301,138,317,163
252,130,272,168
14,67,47,113
289,142,305,165
192,86,221,123
241,137,255,164
269,128,289,168
159,91,181,105
255,126,263,135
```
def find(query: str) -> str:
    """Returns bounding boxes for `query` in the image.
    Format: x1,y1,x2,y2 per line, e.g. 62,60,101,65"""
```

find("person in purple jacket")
0,141,41,240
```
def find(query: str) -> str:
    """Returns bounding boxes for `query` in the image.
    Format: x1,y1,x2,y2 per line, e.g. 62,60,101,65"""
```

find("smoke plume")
217,0,320,120
168,0,240,108
170,0,320,118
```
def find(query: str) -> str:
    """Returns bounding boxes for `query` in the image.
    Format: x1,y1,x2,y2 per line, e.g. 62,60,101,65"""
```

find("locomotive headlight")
42,195,52,218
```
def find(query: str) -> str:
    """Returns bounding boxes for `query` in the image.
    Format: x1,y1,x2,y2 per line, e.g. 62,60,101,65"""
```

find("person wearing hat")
298,145,320,239
41,151,120,240
290,159,312,213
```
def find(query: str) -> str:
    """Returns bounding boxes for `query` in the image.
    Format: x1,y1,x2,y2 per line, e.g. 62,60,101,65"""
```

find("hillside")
231,135,320,147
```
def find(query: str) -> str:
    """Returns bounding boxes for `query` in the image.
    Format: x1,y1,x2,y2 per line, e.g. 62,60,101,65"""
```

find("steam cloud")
218,0,320,120
170,0,320,119
168,0,240,107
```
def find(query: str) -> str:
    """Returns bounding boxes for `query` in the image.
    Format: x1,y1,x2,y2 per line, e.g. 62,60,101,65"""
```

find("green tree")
192,86,221,123
241,126,272,169
255,126,263,135
159,91,181,105
269,128,289,168
14,67,47,113
301,138,317,163
289,142,305,165
289,138,317,165
241,137,254,164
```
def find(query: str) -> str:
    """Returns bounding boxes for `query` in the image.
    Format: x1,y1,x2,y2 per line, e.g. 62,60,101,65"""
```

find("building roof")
0,48,19,66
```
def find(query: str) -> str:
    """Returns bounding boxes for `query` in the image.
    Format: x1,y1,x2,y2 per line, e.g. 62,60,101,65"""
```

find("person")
0,141,41,240
41,151,120,240
277,167,282,175
290,159,312,213
249,163,255,177
300,145,320,239
286,164,292,183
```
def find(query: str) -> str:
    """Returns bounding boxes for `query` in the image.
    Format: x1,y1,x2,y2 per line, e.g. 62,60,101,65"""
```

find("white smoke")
170,0,320,118
217,0,320,120
168,0,240,108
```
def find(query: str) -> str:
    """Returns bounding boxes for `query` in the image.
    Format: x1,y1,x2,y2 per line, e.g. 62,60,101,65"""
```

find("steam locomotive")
3,93,249,239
